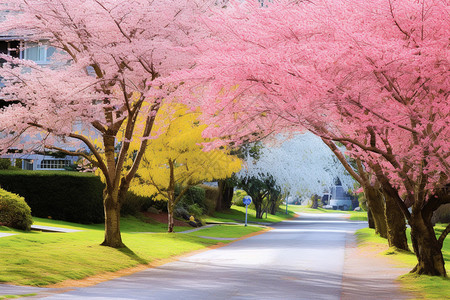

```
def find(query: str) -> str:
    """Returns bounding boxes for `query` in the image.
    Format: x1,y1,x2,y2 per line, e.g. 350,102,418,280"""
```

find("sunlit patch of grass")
0,216,253,286
398,274,450,300
355,224,450,299
290,205,368,221
204,205,296,224
187,224,265,238
0,294,37,299
355,227,388,245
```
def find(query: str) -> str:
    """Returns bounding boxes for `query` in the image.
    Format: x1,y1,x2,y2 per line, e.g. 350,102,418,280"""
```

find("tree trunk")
364,185,387,238
269,199,277,215
384,192,409,251
167,200,175,233
101,189,124,248
254,200,263,219
367,208,375,229
409,213,446,276
311,195,319,209
216,180,234,211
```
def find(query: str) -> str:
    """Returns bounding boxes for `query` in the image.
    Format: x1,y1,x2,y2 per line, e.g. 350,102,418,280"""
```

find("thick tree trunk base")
409,214,446,277
101,239,125,248
102,192,124,248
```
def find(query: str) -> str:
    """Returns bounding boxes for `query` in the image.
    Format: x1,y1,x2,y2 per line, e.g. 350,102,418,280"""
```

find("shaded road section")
32,213,366,300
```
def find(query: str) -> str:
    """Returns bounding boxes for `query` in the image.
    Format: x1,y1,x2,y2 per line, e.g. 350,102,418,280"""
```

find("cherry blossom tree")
178,0,449,275
0,0,217,248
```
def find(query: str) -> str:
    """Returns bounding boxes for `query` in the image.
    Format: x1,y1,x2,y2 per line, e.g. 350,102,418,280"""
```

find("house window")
39,159,71,169
22,42,55,64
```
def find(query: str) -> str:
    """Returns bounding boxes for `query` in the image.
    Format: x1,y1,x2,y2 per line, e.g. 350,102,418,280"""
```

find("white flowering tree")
239,132,355,201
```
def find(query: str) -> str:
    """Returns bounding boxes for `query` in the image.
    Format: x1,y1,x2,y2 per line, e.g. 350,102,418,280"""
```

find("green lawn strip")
355,224,450,299
187,224,264,238
0,226,23,233
290,206,336,214
290,205,368,221
0,215,263,286
0,229,218,286
0,294,37,299
31,215,191,233
204,205,296,224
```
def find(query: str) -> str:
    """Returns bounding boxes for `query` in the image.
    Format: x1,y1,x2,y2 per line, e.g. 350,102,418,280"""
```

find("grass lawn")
0,215,264,287
290,205,368,221
204,205,297,224
188,224,266,238
355,224,450,299
0,294,37,299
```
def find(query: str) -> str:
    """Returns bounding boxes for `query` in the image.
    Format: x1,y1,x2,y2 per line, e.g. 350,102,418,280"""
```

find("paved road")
2,213,367,300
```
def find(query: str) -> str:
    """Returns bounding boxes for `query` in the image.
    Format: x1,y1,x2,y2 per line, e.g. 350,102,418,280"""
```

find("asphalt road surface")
4,213,367,300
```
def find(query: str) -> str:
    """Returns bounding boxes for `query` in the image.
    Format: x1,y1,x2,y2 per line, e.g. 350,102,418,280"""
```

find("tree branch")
44,145,98,167
438,223,450,250
125,103,160,183
321,138,363,184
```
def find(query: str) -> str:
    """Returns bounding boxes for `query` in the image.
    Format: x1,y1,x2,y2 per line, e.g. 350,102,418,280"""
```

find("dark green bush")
0,188,32,230
187,203,203,217
0,170,104,224
177,186,206,215
14,159,22,169
121,192,154,216
232,189,247,207
0,159,11,170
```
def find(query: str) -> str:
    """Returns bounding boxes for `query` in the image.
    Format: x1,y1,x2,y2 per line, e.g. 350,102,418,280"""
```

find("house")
323,179,358,210
0,8,78,170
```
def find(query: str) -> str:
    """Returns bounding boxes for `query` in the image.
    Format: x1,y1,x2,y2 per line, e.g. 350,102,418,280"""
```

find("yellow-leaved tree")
131,104,241,232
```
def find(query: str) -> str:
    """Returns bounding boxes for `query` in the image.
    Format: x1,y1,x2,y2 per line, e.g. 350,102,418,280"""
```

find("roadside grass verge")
355,224,450,299
32,215,192,233
0,294,37,299
0,216,264,287
290,205,368,221
204,205,296,224
187,224,265,238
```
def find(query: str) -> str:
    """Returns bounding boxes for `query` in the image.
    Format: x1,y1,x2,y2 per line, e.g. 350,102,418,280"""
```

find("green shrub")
187,203,203,217
14,159,22,169
121,192,154,216
0,188,32,230
232,189,247,207
198,184,219,215
176,186,206,215
0,159,11,170
0,170,104,224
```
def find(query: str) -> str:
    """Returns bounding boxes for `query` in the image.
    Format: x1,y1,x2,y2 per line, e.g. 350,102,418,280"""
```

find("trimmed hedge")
0,170,104,224
0,188,32,230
